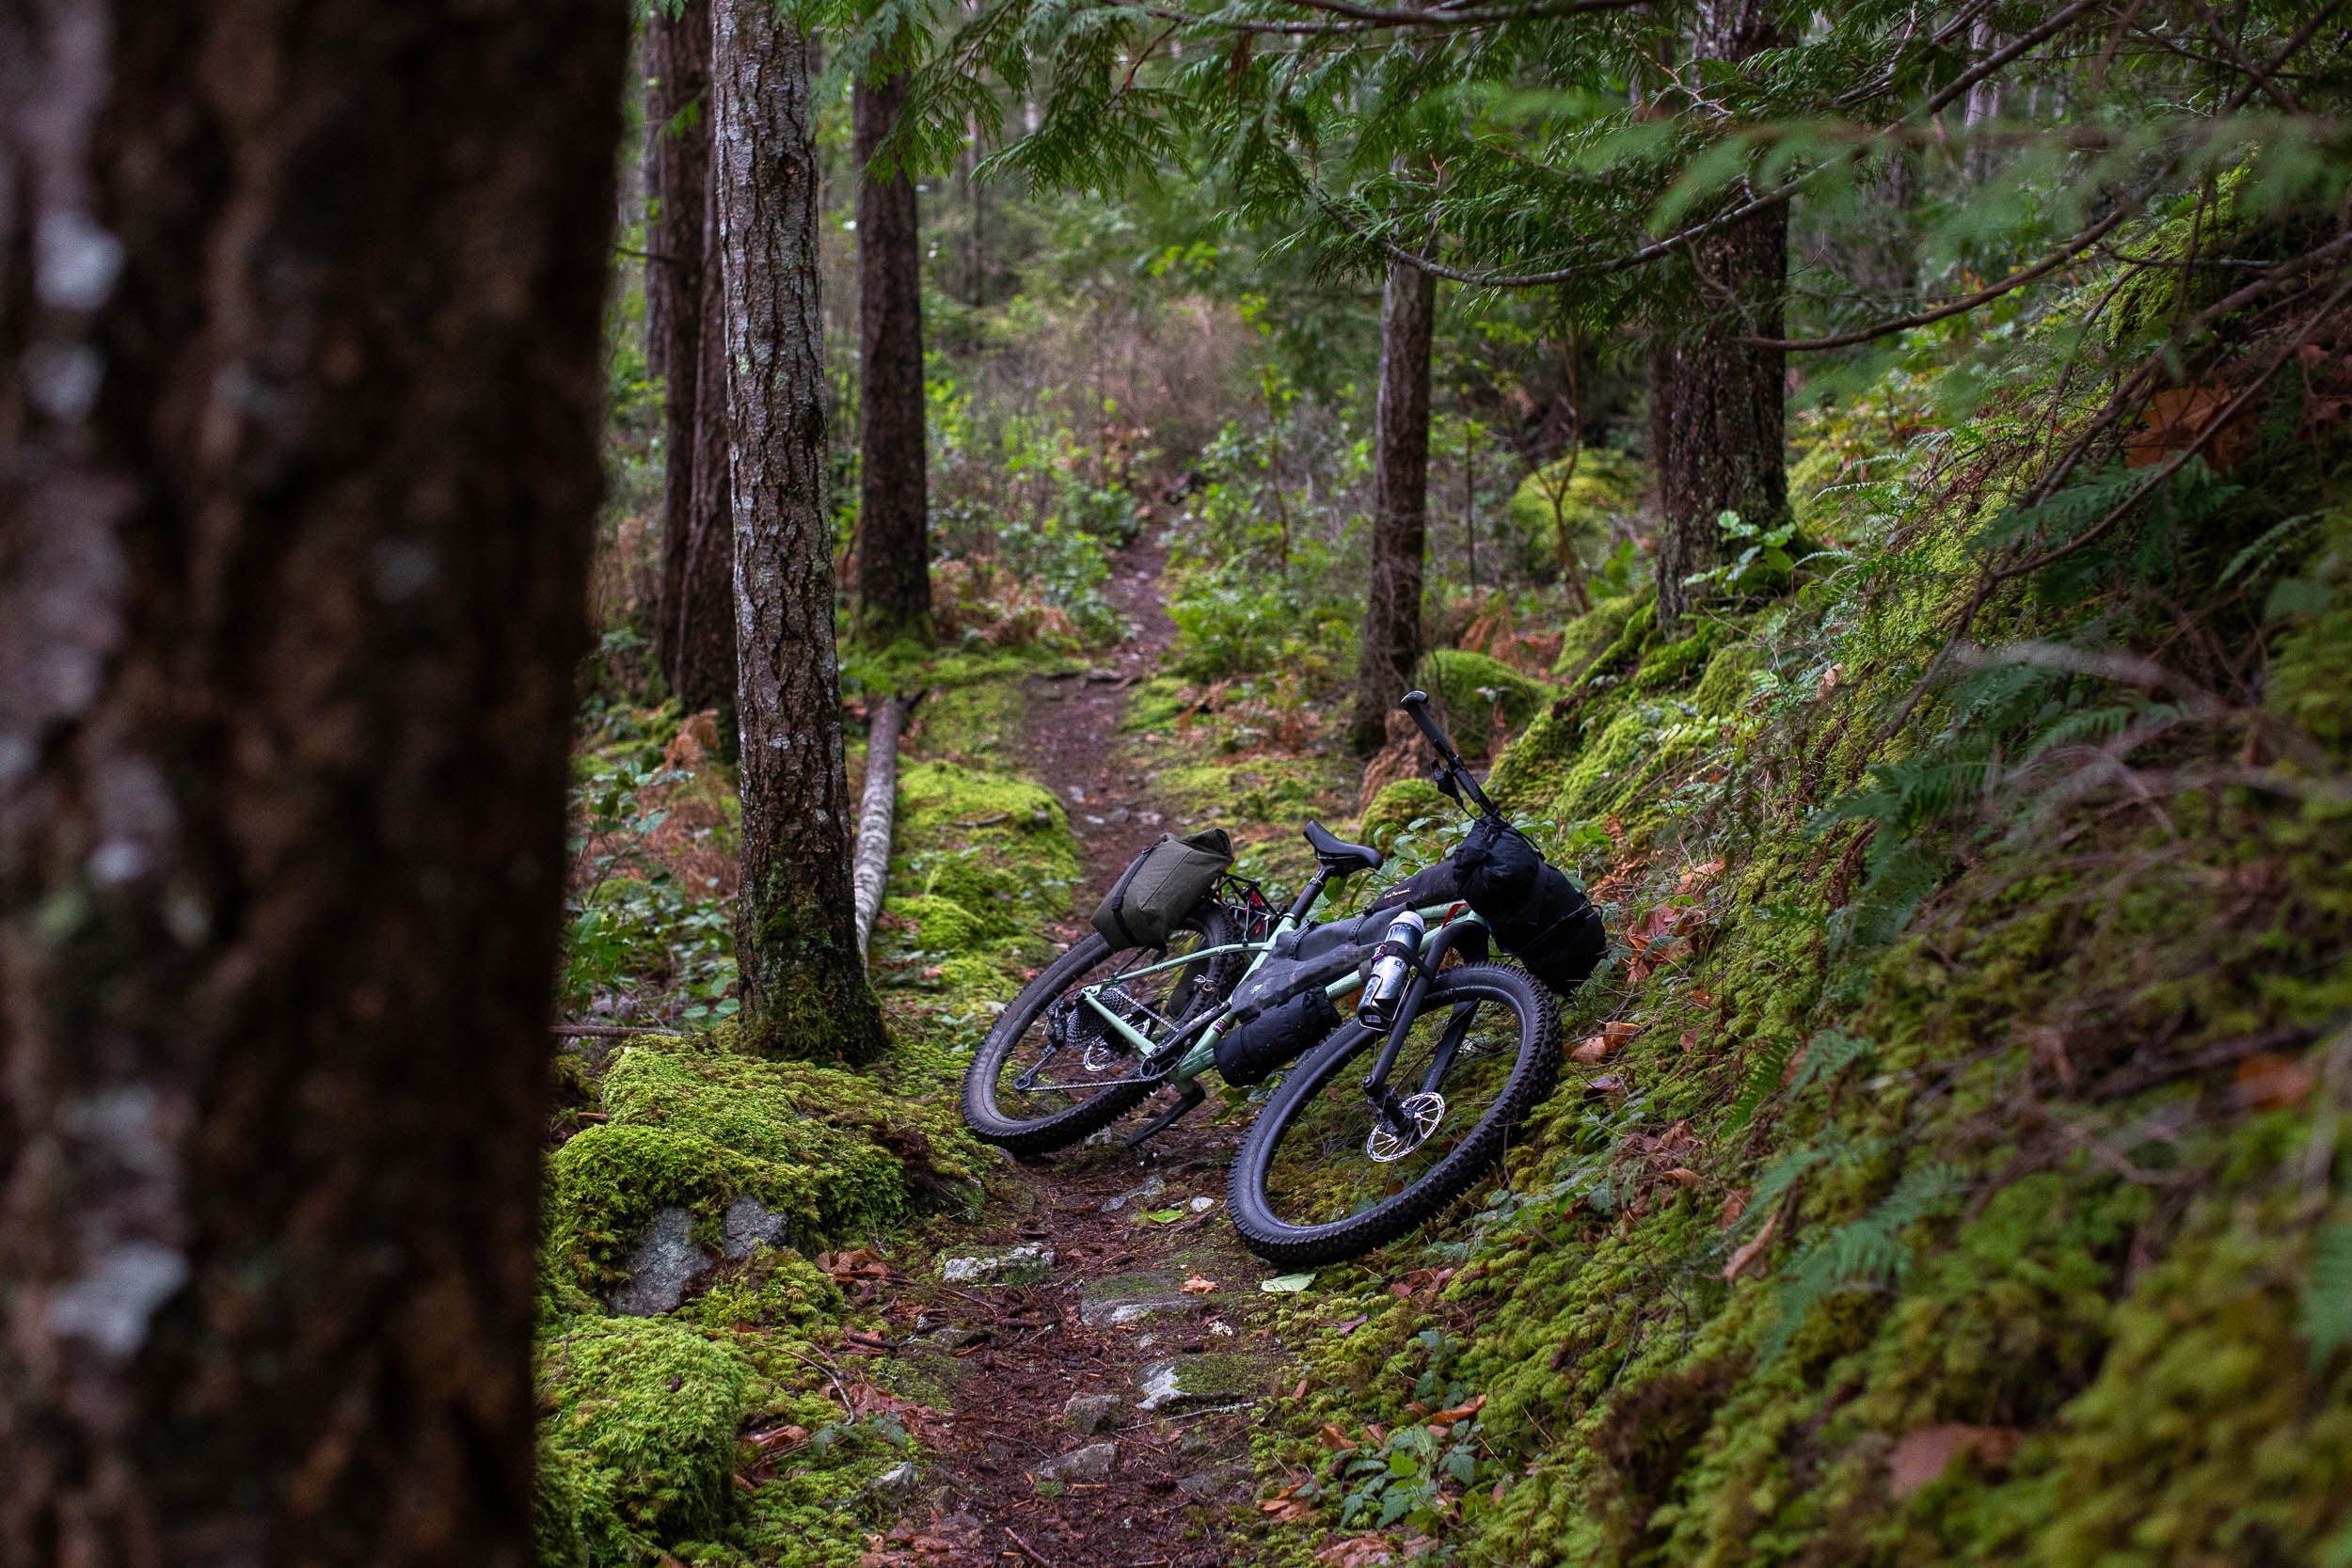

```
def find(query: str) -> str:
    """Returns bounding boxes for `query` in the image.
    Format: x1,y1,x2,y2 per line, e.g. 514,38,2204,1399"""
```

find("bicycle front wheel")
1226,961,1560,1266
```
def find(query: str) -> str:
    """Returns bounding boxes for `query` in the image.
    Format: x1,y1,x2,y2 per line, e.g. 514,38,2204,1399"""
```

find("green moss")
536,1318,756,1563
1424,649,1555,756
1360,778,1451,851
1506,449,1648,578
882,893,992,952
540,1037,985,1307
1553,591,1647,683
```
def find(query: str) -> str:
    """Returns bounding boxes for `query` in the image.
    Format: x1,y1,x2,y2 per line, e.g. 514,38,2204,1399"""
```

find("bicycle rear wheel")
961,906,1239,1157
1226,961,1560,1266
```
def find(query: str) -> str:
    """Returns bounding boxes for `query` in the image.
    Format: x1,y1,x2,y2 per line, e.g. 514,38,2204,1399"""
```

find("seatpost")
1284,865,1332,925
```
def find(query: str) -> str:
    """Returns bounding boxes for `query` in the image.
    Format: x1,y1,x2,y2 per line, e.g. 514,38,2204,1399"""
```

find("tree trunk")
649,0,732,720
673,187,739,723
0,2,624,1561
1650,0,1789,640
713,0,887,1064
852,70,932,646
1350,259,1438,755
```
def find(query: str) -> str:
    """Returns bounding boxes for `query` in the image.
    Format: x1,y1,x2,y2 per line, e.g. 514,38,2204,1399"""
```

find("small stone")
1106,807,1131,823
938,1243,1056,1286
1188,1196,1215,1212
720,1194,790,1259
1136,1353,1260,1413
1078,1271,1196,1327
1064,1393,1122,1433
929,1325,993,1351
1176,1460,1250,1499
1036,1442,1119,1483
609,1207,713,1317
1101,1175,1166,1213
865,1460,922,1509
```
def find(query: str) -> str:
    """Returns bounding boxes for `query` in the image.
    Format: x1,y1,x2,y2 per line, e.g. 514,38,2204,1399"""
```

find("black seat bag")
1450,816,1605,998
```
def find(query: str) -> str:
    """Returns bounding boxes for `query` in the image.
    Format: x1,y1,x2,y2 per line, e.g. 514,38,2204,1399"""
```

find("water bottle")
1357,910,1426,1031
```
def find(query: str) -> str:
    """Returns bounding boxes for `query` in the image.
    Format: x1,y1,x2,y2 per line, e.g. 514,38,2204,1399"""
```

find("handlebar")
1397,690,1504,820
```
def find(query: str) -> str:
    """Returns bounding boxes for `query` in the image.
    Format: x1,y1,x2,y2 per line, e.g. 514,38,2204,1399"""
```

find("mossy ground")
540,648,1098,1567
1219,379,2352,1568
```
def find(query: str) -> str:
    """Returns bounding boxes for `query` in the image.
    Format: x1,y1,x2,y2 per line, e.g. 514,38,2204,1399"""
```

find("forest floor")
852,543,1304,1568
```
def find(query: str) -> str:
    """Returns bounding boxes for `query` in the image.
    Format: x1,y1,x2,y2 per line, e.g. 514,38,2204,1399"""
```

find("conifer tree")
715,0,889,1063
853,58,935,646
0,0,626,1553
649,0,738,720
1351,258,1438,753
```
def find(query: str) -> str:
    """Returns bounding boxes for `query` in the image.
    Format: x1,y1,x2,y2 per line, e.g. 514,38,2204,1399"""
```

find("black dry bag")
1092,827,1232,950
1451,816,1606,998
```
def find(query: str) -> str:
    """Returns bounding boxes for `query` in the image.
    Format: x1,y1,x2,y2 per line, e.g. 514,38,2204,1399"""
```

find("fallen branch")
854,691,923,959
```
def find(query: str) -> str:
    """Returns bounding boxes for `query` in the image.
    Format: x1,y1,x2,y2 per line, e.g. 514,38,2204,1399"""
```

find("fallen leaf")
1181,1272,1218,1293
1661,1167,1703,1188
1315,1535,1401,1567
1886,1424,2021,1497
1318,1423,1357,1450
2233,1053,2315,1111
1430,1393,1486,1424
1679,1028,1700,1053
1602,1020,1642,1044
1723,1210,1780,1280
1570,1036,1613,1064
1719,1189,1749,1229
1816,665,1843,700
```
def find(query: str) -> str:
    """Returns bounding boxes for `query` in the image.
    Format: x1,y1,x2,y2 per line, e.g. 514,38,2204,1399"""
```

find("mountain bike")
961,692,1568,1266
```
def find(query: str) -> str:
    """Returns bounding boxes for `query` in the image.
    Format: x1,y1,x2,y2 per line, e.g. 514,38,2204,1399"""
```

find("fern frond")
2304,1223,2352,1369
1790,1029,1875,1097
1727,1037,1796,1131
1763,1162,1970,1360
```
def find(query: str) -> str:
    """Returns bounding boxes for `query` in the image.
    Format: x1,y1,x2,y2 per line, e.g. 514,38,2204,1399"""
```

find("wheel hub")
1365,1090,1446,1163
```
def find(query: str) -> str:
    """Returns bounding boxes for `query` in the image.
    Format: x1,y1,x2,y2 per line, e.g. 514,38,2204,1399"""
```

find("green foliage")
1764,1162,1972,1361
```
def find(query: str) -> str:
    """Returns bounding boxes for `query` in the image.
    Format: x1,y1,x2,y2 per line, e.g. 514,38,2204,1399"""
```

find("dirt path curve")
857,545,1295,1568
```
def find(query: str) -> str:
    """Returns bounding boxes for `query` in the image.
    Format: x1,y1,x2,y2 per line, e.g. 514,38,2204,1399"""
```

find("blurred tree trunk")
852,68,932,646
713,0,887,1063
0,1,624,1561
649,0,734,721
1351,258,1437,755
1649,0,1789,641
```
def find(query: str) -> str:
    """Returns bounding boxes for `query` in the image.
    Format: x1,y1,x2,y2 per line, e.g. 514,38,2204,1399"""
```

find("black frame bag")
1451,816,1605,998
1092,828,1233,950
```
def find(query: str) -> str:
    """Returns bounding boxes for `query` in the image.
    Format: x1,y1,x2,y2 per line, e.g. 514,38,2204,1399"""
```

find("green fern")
1726,1037,1796,1131
1763,1162,1971,1361
1789,1029,1875,1097
2304,1223,2352,1369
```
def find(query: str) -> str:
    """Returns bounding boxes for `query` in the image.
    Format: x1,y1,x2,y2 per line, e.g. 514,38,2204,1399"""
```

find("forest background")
5,4,2350,1568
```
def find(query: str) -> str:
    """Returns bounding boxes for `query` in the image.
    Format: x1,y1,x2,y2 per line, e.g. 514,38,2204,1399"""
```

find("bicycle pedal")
1123,1083,1205,1148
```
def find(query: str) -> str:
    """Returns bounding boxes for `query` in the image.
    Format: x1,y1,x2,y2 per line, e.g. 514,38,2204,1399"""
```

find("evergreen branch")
1740,181,2149,352
1992,274,2352,587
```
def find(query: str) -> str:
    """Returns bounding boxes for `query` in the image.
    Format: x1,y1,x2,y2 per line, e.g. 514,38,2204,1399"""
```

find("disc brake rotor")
1365,1090,1447,1164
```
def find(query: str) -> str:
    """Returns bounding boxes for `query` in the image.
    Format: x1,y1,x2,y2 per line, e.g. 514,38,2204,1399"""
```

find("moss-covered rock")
535,1318,756,1564
1359,778,1451,852
1423,648,1555,759
1553,590,1648,683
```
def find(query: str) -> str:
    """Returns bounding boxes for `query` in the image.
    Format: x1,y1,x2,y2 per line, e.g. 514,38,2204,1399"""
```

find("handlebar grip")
1397,689,1456,757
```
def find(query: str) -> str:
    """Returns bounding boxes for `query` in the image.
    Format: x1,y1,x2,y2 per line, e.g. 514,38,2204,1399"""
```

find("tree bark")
713,0,888,1063
649,0,733,721
0,2,624,1562
852,71,933,646
852,696,911,958
673,188,739,723
1350,259,1438,755
1649,0,1790,640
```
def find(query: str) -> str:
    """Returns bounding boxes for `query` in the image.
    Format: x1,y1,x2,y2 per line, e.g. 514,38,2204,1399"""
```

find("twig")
550,1022,676,1038
779,1347,854,1414
1004,1525,1057,1568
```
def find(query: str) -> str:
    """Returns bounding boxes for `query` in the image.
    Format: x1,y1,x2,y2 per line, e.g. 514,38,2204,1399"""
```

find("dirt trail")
857,545,1293,1568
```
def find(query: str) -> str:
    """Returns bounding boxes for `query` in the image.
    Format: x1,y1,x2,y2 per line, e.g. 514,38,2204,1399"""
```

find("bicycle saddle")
1302,818,1384,875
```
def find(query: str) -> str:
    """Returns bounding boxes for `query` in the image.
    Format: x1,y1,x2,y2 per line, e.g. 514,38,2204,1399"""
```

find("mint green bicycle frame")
1071,897,1482,1093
